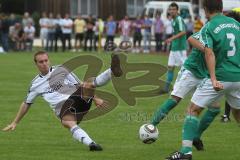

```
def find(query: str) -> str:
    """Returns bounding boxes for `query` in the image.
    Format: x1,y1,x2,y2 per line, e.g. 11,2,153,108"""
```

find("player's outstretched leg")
93,53,122,87
151,96,180,126
59,84,103,151
61,114,103,151
150,98,178,126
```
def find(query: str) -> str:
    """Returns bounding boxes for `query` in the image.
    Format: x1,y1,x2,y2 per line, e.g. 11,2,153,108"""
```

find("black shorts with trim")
59,88,93,123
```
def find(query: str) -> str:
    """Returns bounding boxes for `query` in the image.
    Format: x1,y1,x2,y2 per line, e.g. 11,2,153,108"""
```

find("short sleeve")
25,84,39,104
66,72,82,85
199,23,213,49
191,32,200,40
178,17,185,32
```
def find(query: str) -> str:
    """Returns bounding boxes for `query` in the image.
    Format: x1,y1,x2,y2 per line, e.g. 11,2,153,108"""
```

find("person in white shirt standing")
24,22,35,51
39,12,49,49
163,14,173,52
2,51,123,151
61,13,73,52
118,15,132,42
46,13,56,52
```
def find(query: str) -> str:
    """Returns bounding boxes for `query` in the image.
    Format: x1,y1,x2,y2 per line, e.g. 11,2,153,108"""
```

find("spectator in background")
163,14,173,52
118,15,132,42
9,13,18,26
39,12,49,49
9,22,21,51
186,17,194,38
0,14,10,52
132,15,143,53
22,12,34,28
142,15,152,53
154,14,164,52
54,13,63,52
194,15,203,33
46,13,56,52
61,13,73,52
24,22,35,51
9,23,25,51
186,16,194,51
104,15,117,48
84,15,95,51
74,14,86,52
93,17,104,51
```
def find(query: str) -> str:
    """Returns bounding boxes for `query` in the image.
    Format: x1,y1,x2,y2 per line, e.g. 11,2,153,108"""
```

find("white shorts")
171,68,203,98
191,79,240,109
168,50,187,67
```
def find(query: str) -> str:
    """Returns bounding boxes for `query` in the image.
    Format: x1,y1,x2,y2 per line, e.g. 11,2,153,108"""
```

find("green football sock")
150,98,177,126
195,107,220,139
180,115,199,154
164,70,174,91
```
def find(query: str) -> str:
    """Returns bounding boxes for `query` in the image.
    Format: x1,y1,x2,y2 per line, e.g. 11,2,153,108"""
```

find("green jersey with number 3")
184,32,207,79
171,15,187,51
200,14,240,82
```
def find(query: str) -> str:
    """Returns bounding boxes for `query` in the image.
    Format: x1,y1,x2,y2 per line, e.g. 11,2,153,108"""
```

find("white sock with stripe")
70,125,93,146
93,68,112,87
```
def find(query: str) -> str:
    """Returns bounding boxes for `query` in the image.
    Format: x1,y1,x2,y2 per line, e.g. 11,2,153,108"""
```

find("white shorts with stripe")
191,79,240,109
168,50,187,67
171,67,203,98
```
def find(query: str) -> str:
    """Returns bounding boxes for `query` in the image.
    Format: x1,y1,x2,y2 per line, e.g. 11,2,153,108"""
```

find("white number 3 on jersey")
226,33,236,57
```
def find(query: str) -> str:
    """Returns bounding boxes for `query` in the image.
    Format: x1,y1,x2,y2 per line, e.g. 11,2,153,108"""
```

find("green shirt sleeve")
199,23,213,49
177,16,185,32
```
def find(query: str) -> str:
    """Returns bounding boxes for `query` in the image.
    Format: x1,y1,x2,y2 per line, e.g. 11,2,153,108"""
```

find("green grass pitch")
0,52,239,160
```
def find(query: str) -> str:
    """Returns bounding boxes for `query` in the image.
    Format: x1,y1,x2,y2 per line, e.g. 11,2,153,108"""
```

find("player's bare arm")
188,36,204,52
93,96,109,108
2,102,31,131
204,47,223,91
165,31,186,44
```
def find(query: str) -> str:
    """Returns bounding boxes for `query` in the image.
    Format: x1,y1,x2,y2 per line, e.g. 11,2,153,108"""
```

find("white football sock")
70,125,94,146
93,68,112,87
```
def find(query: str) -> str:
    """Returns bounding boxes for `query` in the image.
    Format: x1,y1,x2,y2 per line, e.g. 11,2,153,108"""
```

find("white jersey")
25,66,81,110
61,18,73,34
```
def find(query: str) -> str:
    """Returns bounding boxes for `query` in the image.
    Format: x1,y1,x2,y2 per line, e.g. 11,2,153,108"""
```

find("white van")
143,1,194,21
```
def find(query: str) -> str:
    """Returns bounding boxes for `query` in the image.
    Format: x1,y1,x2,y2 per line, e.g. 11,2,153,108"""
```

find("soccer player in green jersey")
164,2,187,92
150,31,221,150
166,0,240,159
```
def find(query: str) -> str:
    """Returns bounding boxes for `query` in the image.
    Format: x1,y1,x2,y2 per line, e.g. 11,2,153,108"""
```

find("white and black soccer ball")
139,124,159,144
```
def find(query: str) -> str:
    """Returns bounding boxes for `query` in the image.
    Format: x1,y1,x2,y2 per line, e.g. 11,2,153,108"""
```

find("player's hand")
2,122,17,131
94,97,109,108
211,79,223,91
165,38,172,44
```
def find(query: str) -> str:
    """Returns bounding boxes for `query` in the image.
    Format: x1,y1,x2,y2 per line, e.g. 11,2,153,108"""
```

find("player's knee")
171,95,181,103
61,114,77,129
61,120,77,129
187,103,203,116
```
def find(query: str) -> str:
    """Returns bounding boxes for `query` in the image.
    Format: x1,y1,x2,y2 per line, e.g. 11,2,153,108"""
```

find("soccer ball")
139,124,159,144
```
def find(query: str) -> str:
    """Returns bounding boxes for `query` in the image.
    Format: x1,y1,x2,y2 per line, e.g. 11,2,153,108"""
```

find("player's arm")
200,26,223,91
188,36,204,52
166,31,186,44
93,95,108,108
204,47,223,91
166,17,186,44
2,102,31,131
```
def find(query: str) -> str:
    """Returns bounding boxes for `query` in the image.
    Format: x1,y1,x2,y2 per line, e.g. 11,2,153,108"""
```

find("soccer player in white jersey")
2,51,122,151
